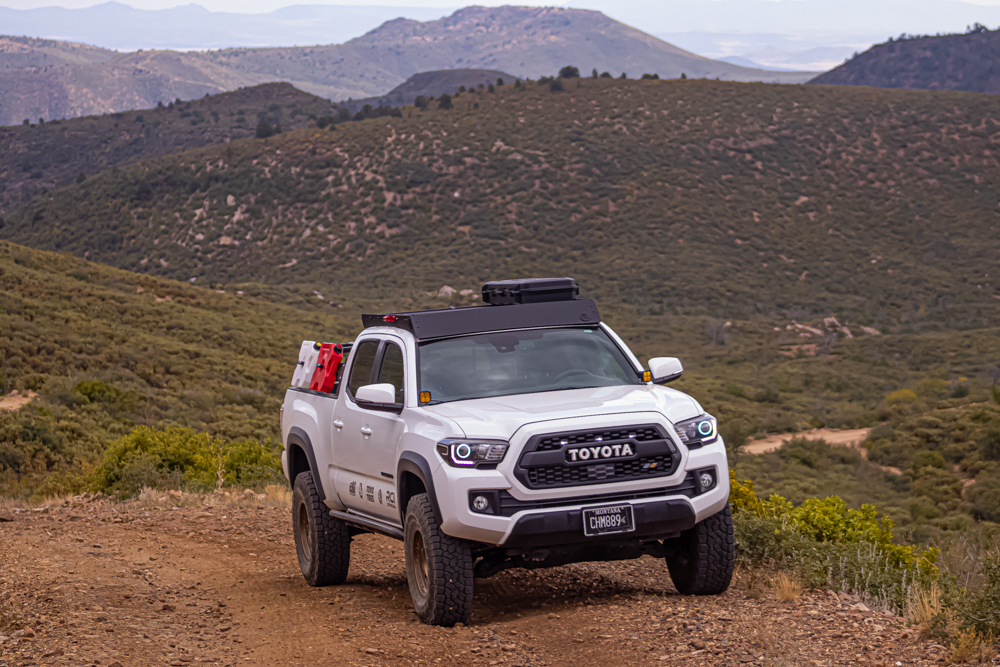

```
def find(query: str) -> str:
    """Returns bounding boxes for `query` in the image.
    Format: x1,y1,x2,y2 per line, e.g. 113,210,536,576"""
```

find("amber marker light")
642,371,652,382
419,391,432,404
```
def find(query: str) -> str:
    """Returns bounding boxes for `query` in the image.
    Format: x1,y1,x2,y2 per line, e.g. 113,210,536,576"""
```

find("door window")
376,343,405,404
347,340,380,398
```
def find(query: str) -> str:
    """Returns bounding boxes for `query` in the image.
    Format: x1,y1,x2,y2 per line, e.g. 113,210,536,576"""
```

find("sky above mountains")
4,0,1000,71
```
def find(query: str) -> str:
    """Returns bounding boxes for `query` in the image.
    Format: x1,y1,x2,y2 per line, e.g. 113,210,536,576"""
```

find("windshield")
418,327,639,404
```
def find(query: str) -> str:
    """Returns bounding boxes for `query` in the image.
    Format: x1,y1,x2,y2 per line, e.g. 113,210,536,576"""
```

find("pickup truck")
280,278,733,626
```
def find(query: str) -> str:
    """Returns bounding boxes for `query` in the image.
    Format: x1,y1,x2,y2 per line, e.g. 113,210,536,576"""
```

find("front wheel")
665,504,735,595
404,493,473,626
292,471,351,586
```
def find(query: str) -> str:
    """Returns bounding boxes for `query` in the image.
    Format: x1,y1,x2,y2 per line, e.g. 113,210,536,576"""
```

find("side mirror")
648,357,683,384
355,383,403,413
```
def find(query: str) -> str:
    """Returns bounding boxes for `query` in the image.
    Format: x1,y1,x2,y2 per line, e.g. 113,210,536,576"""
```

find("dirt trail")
742,428,872,455
0,390,36,412
742,428,904,475
0,497,947,667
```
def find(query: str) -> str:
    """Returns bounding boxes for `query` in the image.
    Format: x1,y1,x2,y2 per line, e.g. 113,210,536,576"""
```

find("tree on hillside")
438,94,453,109
496,77,505,86
619,72,627,79
255,120,274,139
559,66,580,78
414,96,428,110
600,71,612,78
549,78,564,92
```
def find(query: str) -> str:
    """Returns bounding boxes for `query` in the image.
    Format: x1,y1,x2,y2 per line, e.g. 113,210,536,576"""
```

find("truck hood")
424,385,702,440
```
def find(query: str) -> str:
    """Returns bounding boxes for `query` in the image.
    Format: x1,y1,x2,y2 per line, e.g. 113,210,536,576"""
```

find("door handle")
360,426,373,436
333,419,344,429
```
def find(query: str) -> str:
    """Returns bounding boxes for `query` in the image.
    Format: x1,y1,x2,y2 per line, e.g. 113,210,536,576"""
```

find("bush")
558,66,580,78
729,471,938,611
549,79,564,92
438,94,453,110
968,471,1000,522
255,121,274,139
888,388,919,405
93,426,283,497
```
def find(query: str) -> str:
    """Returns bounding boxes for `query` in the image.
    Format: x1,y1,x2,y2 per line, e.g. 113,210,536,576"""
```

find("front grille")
498,472,696,517
534,426,663,452
527,454,673,486
515,423,679,489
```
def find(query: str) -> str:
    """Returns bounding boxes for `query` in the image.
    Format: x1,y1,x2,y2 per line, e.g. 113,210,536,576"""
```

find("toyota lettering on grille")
565,443,634,462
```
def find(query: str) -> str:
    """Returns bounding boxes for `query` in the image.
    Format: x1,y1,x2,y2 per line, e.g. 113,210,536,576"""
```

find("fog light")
472,495,490,511
699,472,714,489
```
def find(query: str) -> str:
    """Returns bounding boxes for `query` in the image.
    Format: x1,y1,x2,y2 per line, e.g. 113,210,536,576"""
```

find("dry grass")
733,610,801,667
0,492,75,512
949,629,996,665
133,486,292,509
905,583,943,639
773,573,803,603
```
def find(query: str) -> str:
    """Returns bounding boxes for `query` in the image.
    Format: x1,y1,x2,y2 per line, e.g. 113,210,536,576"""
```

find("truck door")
330,336,406,524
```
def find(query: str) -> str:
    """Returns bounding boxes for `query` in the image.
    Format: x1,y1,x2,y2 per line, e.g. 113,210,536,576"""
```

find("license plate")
582,504,635,537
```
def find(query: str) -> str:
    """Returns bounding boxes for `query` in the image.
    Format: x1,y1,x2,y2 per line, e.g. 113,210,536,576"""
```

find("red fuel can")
309,343,344,393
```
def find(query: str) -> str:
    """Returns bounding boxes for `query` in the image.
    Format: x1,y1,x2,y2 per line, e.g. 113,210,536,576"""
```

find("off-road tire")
404,493,473,626
292,471,350,587
665,504,735,595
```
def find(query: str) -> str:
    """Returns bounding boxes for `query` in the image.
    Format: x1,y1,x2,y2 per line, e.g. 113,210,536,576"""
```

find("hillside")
0,35,115,70
4,77,999,332
4,235,1000,543
811,25,1000,93
0,240,359,496
0,6,814,126
339,68,519,113
0,83,336,216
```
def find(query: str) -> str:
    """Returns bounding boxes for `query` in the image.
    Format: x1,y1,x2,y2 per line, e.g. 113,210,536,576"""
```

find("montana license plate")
582,504,635,537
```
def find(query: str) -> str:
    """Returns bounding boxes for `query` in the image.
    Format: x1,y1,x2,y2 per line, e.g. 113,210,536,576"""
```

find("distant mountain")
339,69,518,113
810,26,1000,93
0,2,452,52
0,6,816,126
0,35,116,70
0,83,335,216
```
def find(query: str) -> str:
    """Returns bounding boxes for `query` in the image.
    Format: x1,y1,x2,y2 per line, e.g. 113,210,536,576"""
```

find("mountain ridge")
810,26,1000,93
0,5,815,126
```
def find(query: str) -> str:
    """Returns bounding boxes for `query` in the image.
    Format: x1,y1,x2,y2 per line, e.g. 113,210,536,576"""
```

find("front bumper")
502,498,696,549
432,438,730,546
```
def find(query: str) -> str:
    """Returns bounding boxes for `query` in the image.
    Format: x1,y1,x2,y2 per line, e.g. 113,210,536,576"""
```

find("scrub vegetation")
0,74,998,641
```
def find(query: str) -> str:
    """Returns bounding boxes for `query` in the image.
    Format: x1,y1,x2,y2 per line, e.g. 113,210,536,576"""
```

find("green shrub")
729,471,938,611
93,425,283,497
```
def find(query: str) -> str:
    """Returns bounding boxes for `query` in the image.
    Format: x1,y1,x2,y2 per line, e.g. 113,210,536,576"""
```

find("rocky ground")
0,492,972,667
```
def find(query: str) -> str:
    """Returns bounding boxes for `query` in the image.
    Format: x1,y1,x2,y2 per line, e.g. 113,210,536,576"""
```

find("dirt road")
742,429,872,455
1,495,946,667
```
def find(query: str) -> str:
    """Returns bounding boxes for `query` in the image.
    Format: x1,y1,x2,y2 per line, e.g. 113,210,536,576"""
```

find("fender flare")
396,452,442,525
286,426,324,502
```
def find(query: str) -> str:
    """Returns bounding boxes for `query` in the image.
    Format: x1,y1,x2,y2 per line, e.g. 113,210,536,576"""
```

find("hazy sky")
0,0,993,11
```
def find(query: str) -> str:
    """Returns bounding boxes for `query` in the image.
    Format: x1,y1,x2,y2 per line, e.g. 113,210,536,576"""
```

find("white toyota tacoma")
280,278,734,626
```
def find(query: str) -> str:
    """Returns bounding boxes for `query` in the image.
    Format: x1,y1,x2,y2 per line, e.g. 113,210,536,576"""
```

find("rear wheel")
665,504,735,595
292,471,351,586
404,493,473,626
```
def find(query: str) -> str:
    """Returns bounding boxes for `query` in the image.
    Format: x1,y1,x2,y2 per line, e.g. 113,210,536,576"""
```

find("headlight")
674,414,718,449
436,439,509,468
